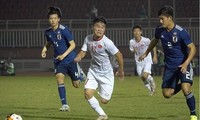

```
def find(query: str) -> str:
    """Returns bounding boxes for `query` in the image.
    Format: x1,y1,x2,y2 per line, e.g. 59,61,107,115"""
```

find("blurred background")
0,0,199,76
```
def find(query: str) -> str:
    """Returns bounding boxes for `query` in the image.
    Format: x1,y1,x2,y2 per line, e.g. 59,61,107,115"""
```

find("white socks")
143,80,151,91
88,96,106,116
147,75,153,83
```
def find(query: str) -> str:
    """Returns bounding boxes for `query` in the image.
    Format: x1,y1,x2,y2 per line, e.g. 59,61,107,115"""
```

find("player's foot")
97,114,108,120
190,115,197,120
59,104,70,111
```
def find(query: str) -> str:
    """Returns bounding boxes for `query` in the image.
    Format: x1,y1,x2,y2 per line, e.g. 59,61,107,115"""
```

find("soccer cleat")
190,115,197,120
59,104,70,111
97,115,108,120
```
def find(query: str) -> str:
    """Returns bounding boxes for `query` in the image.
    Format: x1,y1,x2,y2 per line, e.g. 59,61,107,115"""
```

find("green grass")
0,75,199,120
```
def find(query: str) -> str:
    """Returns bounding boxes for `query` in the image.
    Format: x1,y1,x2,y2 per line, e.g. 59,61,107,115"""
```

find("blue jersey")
45,24,76,64
155,24,192,69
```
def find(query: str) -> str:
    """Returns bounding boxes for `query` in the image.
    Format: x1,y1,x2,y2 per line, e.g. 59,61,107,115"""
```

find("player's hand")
41,51,46,58
56,55,65,61
133,47,138,55
138,53,147,61
74,56,81,62
116,70,124,81
179,63,188,74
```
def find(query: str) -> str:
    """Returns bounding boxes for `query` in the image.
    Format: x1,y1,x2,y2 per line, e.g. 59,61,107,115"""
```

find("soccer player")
139,6,197,120
129,24,157,95
74,16,124,120
41,6,85,111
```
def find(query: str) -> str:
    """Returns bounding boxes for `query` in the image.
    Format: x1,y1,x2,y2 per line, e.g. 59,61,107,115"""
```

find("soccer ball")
5,113,22,120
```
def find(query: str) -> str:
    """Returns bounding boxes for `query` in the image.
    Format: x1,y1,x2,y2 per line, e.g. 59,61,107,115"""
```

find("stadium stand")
0,0,199,74
0,0,198,20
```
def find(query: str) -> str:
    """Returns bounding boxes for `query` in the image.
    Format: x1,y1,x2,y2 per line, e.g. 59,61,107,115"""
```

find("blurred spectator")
192,56,199,76
90,5,98,19
0,58,15,76
138,5,147,20
152,48,164,76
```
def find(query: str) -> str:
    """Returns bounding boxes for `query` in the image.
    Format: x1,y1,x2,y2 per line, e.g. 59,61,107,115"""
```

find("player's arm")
56,40,76,61
180,43,196,73
152,46,158,64
139,38,159,61
74,50,87,62
115,51,124,80
129,41,135,53
41,41,51,58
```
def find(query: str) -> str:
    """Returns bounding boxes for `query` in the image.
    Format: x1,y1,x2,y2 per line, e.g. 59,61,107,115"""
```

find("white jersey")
81,34,119,74
129,36,153,64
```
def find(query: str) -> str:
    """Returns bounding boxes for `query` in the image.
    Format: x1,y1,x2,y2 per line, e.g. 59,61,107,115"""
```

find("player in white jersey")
129,24,157,95
75,16,124,120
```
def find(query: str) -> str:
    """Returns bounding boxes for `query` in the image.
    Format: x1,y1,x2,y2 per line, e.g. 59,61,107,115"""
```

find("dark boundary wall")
0,46,199,59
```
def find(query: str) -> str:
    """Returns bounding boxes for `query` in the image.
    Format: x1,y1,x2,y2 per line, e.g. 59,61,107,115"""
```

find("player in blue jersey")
139,6,197,120
41,6,85,112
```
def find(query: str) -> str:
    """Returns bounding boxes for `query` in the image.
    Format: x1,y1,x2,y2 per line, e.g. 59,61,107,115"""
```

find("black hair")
47,6,62,18
158,5,174,18
132,24,142,31
93,16,107,25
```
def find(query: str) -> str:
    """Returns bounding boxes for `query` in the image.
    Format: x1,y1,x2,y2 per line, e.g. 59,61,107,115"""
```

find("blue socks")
58,84,67,105
185,92,196,115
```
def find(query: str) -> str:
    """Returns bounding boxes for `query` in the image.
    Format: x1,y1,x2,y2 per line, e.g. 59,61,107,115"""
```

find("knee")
141,76,146,81
84,91,93,100
162,92,173,99
141,76,147,81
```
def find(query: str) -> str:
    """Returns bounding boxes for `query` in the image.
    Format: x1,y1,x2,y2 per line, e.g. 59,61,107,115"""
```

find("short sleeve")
81,36,88,52
129,40,134,52
105,40,119,55
181,29,192,45
62,27,74,42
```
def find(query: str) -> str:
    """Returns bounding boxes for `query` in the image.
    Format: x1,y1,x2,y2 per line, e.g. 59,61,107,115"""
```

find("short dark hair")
158,5,174,18
132,24,142,31
47,6,62,18
93,16,107,25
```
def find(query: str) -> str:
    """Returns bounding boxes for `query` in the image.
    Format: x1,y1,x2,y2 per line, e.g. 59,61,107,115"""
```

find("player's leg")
143,63,156,95
162,68,178,98
85,89,108,120
67,61,83,88
98,71,114,104
142,72,155,95
55,64,70,111
96,70,114,120
137,64,151,92
180,66,197,119
85,69,107,119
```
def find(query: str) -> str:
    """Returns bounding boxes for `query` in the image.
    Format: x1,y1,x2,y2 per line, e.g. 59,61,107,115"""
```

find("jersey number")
53,41,59,47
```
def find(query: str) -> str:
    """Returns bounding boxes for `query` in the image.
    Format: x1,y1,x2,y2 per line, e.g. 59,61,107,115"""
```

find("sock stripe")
185,92,193,99
58,84,65,87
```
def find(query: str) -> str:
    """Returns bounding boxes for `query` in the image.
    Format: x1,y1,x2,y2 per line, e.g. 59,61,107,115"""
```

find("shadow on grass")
110,115,158,119
23,114,95,120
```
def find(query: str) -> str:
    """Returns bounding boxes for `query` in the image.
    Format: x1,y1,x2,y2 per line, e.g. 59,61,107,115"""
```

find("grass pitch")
0,74,199,120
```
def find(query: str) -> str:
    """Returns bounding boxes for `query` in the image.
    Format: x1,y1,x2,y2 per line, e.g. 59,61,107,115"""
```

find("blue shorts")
162,66,193,89
54,61,79,81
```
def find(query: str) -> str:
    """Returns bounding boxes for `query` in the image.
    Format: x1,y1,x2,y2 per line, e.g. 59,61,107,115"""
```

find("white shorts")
136,62,152,77
84,68,114,100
